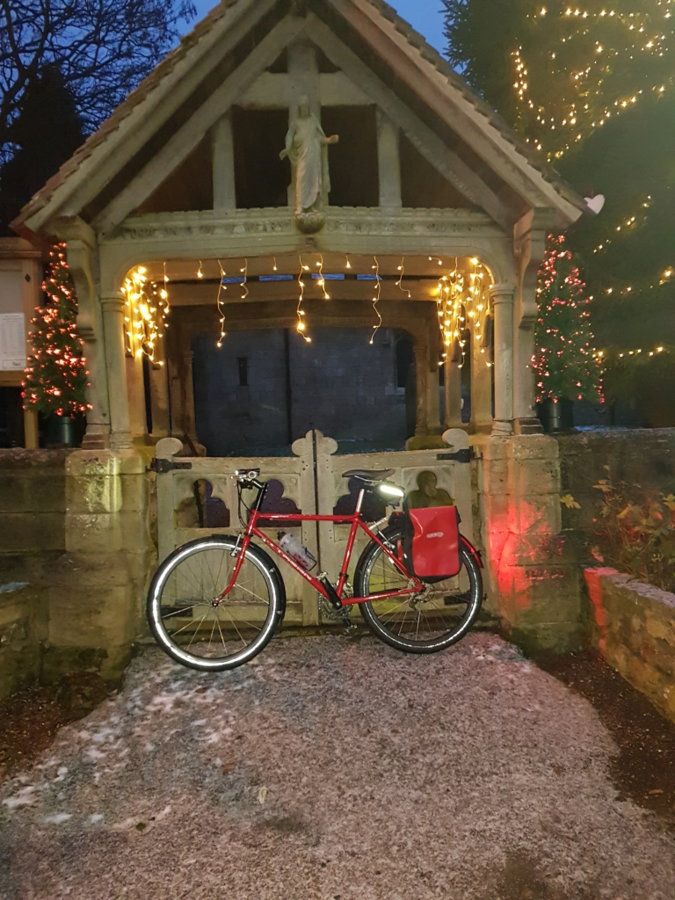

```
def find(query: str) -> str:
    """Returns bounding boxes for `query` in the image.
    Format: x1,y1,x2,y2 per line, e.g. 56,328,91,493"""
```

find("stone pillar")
444,353,462,428
57,449,156,682
476,434,583,653
514,320,541,433
61,226,112,449
490,284,515,436
101,295,132,449
126,353,147,440
149,363,170,438
181,350,197,438
376,111,402,209
471,328,493,432
212,113,236,212
413,335,428,438
514,212,546,434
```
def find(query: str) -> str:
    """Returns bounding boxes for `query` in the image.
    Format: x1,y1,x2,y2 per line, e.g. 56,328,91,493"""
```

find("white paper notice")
0,313,26,370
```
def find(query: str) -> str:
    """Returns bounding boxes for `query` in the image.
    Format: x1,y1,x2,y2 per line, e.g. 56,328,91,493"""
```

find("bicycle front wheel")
355,526,483,654
147,537,282,671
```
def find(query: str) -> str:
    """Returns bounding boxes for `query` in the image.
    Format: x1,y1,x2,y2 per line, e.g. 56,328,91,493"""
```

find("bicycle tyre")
355,525,483,654
147,536,283,672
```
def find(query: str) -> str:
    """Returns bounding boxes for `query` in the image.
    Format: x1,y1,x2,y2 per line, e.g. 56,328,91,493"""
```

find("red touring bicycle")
148,468,484,671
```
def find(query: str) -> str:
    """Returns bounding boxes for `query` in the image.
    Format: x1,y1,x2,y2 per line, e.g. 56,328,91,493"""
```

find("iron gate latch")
436,449,473,464
149,458,193,474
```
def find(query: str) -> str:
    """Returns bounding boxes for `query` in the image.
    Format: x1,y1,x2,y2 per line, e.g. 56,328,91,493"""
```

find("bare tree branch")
0,0,197,160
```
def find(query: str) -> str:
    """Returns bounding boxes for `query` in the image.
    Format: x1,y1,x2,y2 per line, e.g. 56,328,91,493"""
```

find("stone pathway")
1,633,673,899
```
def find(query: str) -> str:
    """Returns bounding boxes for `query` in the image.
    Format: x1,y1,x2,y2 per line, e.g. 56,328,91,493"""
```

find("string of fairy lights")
513,3,673,160
592,194,652,254
119,255,497,368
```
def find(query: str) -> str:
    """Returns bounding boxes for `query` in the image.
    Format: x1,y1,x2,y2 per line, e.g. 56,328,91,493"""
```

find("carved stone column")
181,350,197,438
514,213,547,434
376,110,402,209
491,283,515,436
471,327,493,432
444,352,462,428
100,294,132,449
413,335,429,439
56,218,111,448
149,362,171,438
212,113,236,212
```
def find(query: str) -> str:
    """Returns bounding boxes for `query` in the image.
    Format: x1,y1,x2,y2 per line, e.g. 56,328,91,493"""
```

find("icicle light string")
216,260,227,349
436,257,492,370
296,256,311,343
316,255,331,300
369,256,383,345
396,257,412,299
240,259,249,300
121,264,170,363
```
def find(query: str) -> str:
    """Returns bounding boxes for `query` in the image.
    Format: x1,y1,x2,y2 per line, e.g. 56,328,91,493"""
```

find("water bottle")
278,532,317,571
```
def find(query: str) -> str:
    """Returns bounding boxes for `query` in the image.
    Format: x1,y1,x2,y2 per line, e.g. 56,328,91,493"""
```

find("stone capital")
490,283,515,305
100,294,125,314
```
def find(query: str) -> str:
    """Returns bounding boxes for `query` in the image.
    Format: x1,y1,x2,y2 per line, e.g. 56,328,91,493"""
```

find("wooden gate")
152,429,475,628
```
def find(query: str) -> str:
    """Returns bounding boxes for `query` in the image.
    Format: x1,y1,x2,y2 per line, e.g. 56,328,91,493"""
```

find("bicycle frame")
218,484,425,608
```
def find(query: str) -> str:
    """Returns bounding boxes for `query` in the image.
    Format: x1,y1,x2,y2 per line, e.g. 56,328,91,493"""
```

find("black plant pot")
46,414,77,448
537,398,574,433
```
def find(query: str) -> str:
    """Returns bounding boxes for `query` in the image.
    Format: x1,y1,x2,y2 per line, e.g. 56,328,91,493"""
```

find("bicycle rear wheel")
147,537,282,671
355,526,483,654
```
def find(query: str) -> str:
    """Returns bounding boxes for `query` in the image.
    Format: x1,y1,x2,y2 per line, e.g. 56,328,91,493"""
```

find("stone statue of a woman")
280,96,339,232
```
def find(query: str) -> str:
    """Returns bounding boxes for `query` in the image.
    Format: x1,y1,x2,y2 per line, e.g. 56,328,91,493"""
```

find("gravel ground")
0,632,673,899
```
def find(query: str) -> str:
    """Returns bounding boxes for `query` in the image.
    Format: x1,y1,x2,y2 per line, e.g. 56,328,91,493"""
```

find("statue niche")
280,95,339,234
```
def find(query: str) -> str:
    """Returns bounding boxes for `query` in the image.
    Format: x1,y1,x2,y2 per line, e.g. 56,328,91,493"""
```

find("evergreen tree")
532,233,603,404
0,64,84,232
23,243,90,418
443,0,674,415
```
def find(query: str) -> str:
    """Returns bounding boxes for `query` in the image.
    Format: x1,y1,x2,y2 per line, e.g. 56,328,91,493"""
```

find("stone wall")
0,449,155,700
584,568,675,721
0,450,66,699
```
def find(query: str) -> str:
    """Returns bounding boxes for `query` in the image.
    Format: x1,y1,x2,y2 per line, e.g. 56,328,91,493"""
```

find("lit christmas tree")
532,233,603,404
23,243,90,418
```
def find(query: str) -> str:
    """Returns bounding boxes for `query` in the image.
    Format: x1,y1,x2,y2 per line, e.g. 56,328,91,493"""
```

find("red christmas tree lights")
532,233,604,405
23,243,90,418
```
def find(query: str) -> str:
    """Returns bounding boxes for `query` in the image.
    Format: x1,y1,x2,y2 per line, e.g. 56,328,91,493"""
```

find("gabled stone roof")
13,0,586,234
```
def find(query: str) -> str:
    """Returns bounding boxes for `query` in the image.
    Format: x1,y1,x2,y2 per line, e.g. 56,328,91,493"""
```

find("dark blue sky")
189,1,445,52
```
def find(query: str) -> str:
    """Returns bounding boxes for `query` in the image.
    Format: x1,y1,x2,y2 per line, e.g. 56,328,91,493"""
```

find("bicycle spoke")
360,529,482,651
186,615,208,649
161,604,198,621
150,541,278,667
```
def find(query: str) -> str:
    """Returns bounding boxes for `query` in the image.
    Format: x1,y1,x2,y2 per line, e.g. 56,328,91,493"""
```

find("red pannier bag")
407,506,461,582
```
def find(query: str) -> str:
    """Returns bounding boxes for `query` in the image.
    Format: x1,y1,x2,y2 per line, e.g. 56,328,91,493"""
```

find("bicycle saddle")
342,469,395,484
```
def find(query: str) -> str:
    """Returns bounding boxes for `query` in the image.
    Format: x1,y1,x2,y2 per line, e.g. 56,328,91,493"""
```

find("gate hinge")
436,448,473,464
149,458,193,474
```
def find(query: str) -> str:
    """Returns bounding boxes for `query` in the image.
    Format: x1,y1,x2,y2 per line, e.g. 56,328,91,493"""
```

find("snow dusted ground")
0,632,673,899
